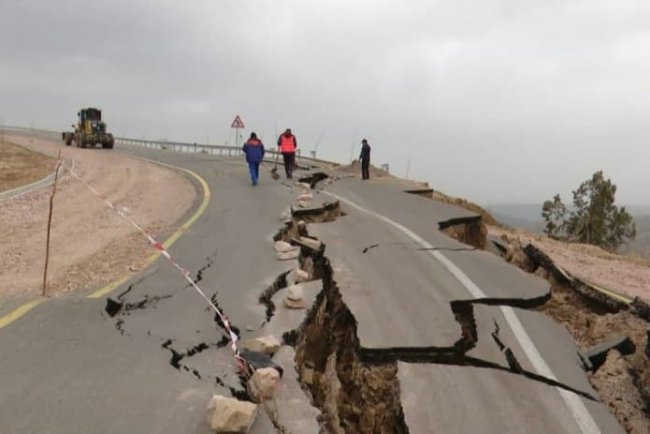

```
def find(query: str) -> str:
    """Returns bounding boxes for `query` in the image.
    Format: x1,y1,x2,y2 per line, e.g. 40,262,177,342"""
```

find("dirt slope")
0,139,56,192
489,225,650,301
0,135,196,300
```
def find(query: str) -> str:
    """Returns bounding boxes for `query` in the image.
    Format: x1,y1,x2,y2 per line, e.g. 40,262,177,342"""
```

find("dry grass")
0,139,55,192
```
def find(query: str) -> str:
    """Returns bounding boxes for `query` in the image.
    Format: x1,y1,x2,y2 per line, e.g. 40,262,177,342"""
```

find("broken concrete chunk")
297,220,307,230
298,236,323,251
298,182,311,190
279,211,291,221
298,193,313,201
287,268,310,285
297,200,310,208
247,367,281,403
206,395,257,433
283,296,307,309
241,335,281,356
286,284,304,301
273,240,294,253
277,250,299,261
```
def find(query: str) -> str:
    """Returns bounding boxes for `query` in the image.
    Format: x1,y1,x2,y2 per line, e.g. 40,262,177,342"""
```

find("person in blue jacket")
243,132,265,185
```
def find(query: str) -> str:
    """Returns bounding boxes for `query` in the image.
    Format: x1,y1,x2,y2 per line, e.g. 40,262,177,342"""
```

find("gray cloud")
2,0,649,205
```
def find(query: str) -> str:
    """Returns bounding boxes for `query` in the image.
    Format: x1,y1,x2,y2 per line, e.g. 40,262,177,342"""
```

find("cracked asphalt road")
0,139,624,433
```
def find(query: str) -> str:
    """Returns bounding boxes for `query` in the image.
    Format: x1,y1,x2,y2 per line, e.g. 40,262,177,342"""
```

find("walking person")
359,138,371,180
243,132,265,186
277,128,298,179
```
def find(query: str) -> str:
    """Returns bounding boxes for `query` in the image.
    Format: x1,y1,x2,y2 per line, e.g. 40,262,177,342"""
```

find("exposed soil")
431,190,502,227
293,250,409,434
494,233,650,433
439,216,487,250
0,138,56,192
0,135,196,299
490,225,650,301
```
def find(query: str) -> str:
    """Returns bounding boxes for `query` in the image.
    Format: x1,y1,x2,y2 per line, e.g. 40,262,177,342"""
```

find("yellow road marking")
0,299,46,330
580,278,632,304
0,159,211,329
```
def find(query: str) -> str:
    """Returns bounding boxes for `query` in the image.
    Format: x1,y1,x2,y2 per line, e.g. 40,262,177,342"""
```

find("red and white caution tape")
68,164,244,369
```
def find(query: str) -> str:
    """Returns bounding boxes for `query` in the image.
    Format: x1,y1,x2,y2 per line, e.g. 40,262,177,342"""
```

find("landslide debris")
493,231,650,433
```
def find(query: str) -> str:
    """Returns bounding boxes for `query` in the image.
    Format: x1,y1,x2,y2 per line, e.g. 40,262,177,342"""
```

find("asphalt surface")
0,146,299,433
0,142,624,433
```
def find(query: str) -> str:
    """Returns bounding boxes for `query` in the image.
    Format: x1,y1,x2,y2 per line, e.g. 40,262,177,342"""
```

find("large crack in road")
98,169,611,432
102,251,243,394
266,186,602,433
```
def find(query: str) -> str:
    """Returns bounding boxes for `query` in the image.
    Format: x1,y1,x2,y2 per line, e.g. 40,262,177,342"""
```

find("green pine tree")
541,171,635,251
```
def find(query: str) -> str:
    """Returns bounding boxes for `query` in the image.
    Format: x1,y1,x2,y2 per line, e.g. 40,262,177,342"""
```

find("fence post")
43,152,63,297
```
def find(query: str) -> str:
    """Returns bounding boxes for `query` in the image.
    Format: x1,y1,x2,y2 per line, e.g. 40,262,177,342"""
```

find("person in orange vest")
242,132,265,186
277,128,298,179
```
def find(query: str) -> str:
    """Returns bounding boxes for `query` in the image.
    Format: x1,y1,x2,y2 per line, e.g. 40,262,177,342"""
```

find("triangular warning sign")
231,115,245,129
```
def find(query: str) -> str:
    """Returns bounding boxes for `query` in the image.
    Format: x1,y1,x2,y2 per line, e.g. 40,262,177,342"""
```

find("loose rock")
286,284,304,301
298,193,313,201
298,236,322,251
247,367,281,402
277,250,299,261
283,296,307,309
206,395,257,433
274,240,294,253
287,268,310,285
241,335,281,356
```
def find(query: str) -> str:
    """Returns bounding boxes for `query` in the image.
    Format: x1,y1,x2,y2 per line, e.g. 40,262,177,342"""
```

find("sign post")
231,115,245,148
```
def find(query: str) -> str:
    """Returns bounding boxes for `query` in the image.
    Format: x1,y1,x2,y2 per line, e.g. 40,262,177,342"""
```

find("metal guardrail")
1,125,342,165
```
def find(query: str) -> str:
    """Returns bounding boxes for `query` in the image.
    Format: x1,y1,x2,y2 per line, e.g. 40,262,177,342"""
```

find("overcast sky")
2,0,649,206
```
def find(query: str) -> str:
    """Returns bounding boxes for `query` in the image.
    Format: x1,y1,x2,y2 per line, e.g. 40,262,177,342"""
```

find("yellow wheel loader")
62,108,114,149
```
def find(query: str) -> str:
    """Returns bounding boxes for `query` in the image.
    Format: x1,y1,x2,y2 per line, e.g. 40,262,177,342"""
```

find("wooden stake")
43,151,63,297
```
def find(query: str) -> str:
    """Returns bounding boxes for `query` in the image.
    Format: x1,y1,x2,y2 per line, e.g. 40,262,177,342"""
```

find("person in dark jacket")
243,132,265,185
359,138,371,180
277,128,298,179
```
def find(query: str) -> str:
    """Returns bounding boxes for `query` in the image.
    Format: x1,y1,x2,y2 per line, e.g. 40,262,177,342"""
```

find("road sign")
231,115,245,129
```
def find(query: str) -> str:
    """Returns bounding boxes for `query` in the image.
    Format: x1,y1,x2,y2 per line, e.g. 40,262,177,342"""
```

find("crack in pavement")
103,255,240,388
160,338,229,381
274,206,600,432
298,172,330,189
360,241,477,254
259,271,290,323
491,319,524,373
183,251,217,289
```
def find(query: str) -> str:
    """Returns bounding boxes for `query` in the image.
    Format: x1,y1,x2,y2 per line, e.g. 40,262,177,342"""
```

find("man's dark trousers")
282,153,295,179
361,159,370,180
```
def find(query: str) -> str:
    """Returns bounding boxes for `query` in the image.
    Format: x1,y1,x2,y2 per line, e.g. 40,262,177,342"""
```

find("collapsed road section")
493,238,650,433
247,180,620,433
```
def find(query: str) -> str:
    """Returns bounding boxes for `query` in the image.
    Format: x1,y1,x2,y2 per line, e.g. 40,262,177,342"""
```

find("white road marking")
324,191,602,434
